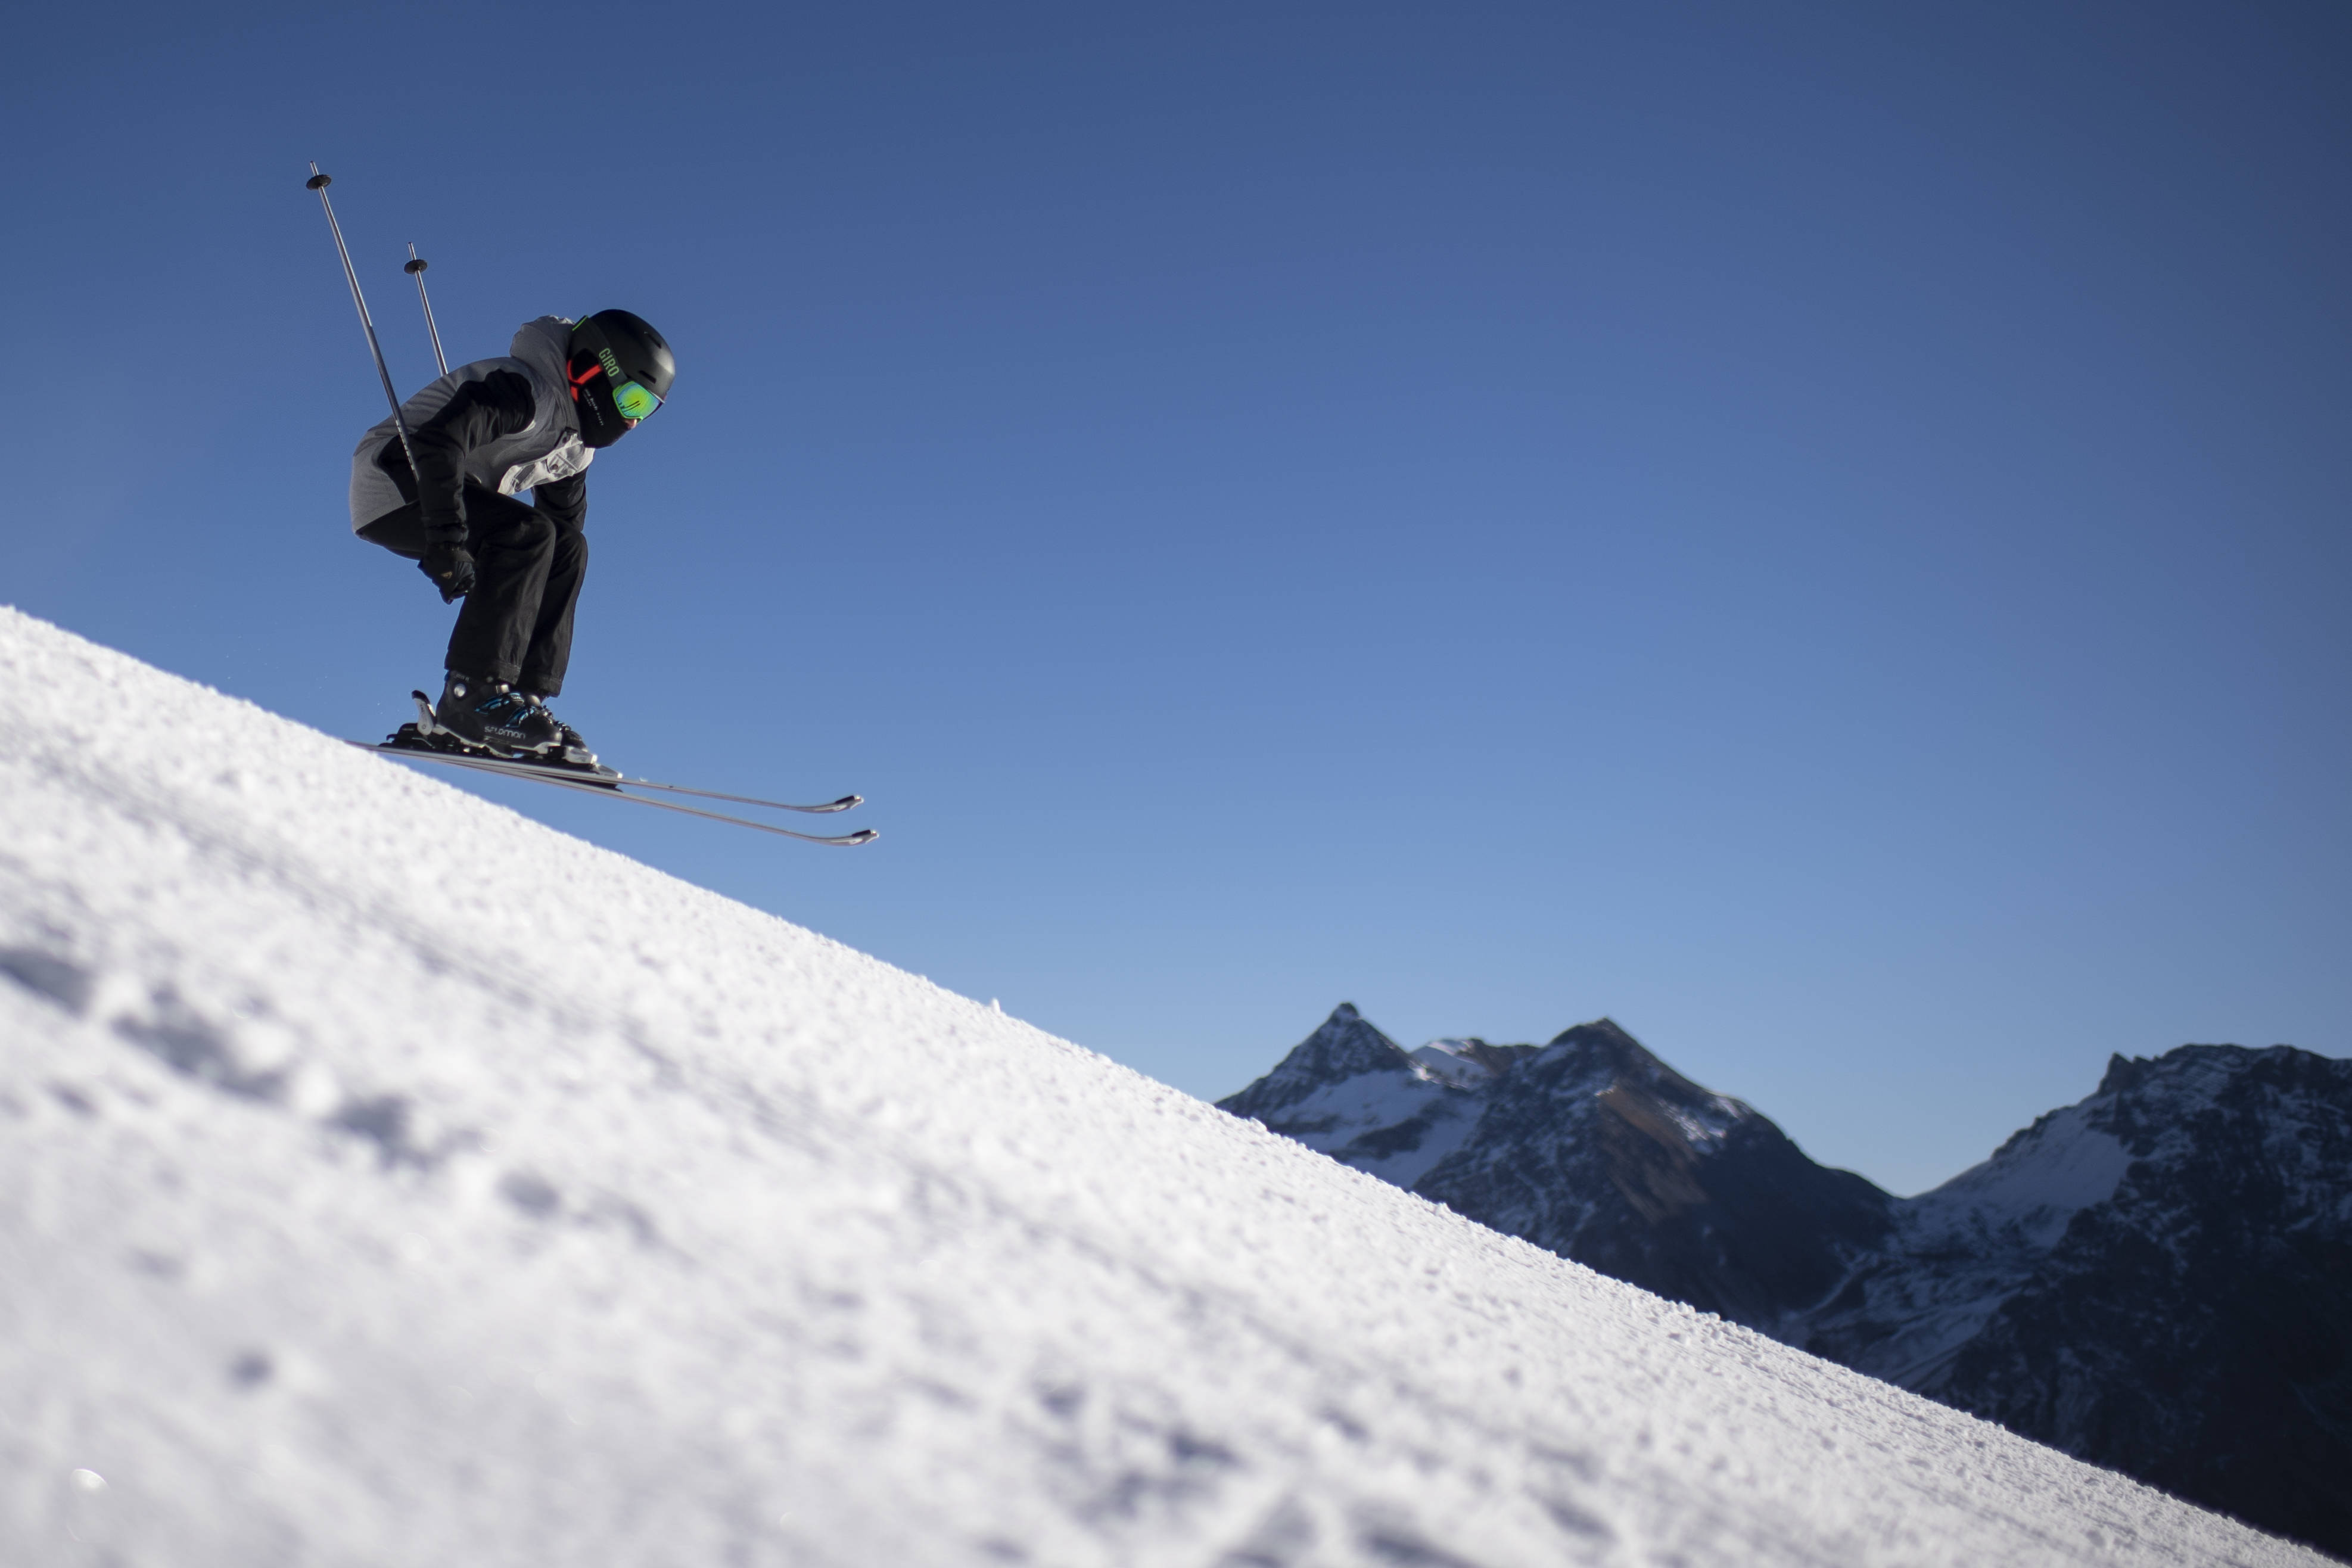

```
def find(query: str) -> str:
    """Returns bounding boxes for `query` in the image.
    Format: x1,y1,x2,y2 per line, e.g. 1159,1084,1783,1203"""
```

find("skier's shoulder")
508,316,577,381
422,359,539,437
504,315,585,410
442,315,579,428
512,314,575,352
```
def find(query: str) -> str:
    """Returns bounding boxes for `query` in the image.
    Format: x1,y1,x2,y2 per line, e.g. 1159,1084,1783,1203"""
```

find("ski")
359,743,878,845
379,737,862,814
353,694,877,846
377,691,863,813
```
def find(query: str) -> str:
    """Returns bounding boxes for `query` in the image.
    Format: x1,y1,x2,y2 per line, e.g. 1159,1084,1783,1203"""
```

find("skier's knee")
508,509,558,559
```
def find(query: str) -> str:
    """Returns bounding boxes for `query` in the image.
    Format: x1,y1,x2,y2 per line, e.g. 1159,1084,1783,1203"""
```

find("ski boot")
521,692,599,768
433,672,561,756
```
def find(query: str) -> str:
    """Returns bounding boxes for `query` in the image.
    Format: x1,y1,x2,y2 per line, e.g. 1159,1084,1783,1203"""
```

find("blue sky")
7,1,2345,1194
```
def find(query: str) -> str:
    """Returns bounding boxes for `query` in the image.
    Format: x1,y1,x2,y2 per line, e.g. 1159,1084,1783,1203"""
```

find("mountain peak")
1546,1016,1638,1049
2092,1041,2318,1102
1541,1017,1656,1073
2095,1051,2140,1097
1216,1003,1418,1121
1535,1018,1733,1113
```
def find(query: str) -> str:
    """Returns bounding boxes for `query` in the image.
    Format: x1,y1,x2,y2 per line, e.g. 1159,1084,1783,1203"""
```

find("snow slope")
0,608,2318,1568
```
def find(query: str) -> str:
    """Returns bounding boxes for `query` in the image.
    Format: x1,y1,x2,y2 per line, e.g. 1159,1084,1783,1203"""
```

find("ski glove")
419,542,477,603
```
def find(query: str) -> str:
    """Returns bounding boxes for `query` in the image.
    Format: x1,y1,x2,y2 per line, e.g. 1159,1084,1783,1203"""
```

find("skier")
347,310,675,764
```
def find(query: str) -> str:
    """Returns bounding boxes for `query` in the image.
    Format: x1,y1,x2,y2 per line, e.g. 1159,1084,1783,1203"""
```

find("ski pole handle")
306,163,421,480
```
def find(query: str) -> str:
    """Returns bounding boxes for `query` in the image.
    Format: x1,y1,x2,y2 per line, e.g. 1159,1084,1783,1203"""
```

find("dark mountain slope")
1411,1021,1894,1327
1219,1014,1893,1326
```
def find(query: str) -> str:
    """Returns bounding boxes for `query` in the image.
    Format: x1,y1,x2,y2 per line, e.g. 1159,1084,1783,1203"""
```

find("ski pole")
304,163,419,479
404,241,449,378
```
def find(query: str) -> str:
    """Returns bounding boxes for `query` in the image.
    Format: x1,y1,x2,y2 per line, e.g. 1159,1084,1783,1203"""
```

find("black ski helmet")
568,309,676,447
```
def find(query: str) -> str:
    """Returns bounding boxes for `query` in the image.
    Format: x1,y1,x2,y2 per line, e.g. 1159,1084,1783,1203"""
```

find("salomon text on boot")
434,672,562,756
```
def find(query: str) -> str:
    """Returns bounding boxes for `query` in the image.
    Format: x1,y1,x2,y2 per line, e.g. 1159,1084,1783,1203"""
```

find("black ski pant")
358,484,587,696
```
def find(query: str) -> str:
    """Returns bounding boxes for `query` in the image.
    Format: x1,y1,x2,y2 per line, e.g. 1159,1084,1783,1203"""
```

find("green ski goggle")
611,379,664,421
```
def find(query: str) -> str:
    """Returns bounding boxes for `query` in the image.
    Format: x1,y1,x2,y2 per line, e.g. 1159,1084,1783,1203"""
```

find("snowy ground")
0,607,2318,1567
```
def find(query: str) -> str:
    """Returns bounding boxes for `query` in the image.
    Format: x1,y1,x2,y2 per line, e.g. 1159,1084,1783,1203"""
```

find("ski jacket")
347,315,592,541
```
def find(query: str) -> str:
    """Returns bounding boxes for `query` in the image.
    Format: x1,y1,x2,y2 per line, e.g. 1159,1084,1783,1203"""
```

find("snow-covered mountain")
1808,1045,2352,1560
1215,1004,1539,1187
1220,1007,2352,1559
0,609,2323,1566
1221,1008,1892,1327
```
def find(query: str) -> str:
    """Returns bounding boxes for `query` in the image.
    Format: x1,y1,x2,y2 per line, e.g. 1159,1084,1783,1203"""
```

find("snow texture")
0,607,2320,1567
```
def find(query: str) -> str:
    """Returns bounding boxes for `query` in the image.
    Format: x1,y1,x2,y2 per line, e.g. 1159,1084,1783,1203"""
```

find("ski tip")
834,829,881,847
829,795,864,812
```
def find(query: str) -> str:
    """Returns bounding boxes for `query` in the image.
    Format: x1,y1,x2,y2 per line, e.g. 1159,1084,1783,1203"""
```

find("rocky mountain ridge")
1219,1006,2352,1559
